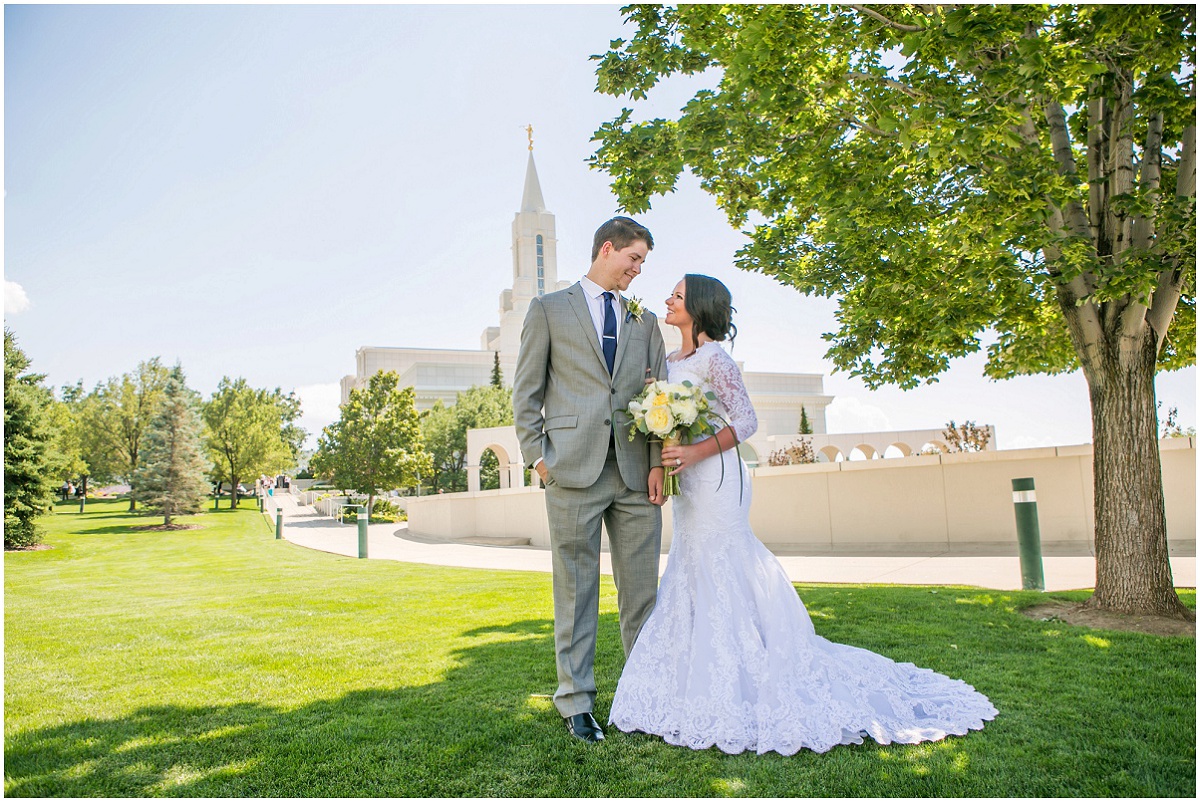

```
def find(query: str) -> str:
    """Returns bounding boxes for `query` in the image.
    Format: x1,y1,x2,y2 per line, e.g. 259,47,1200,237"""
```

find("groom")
513,216,667,743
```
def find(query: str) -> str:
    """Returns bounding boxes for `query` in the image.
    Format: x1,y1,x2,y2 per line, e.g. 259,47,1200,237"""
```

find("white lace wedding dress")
609,341,997,755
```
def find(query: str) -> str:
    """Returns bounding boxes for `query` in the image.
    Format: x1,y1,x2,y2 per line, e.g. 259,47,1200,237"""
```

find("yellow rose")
644,405,674,437
652,392,669,406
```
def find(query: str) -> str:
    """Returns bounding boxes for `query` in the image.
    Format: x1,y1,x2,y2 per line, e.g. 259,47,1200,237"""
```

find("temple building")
340,146,834,465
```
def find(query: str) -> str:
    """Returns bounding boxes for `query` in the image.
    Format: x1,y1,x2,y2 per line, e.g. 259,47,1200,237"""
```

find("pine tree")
490,351,504,388
4,329,57,549
133,365,211,526
798,406,812,435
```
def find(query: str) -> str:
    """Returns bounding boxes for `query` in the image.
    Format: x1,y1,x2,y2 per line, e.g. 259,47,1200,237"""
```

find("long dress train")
609,341,997,755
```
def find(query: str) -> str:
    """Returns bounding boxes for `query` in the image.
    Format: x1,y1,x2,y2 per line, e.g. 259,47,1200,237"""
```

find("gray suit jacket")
513,283,667,491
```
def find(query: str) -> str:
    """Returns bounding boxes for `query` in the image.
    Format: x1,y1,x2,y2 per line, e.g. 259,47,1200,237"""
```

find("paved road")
265,493,1196,592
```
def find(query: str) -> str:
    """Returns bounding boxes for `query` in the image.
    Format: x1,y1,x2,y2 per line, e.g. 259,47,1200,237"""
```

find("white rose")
670,398,699,426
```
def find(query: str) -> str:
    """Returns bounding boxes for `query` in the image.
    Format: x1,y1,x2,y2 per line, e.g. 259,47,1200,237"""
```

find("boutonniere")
624,295,646,323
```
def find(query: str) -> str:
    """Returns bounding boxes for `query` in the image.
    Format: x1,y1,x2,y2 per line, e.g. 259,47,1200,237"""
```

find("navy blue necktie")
601,291,617,375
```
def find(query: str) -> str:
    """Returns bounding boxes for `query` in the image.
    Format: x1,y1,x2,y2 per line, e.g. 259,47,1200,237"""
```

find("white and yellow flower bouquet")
624,380,718,496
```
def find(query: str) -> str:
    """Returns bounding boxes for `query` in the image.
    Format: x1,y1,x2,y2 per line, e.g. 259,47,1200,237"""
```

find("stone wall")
406,438,1196,555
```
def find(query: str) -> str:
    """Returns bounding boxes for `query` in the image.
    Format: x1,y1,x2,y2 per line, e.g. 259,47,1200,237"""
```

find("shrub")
943,420,992,452
343,498,407,524
767,437,817,466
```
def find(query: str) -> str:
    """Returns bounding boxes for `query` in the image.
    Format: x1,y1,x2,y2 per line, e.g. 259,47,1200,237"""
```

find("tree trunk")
231,475,240,509
1085,329,1192,619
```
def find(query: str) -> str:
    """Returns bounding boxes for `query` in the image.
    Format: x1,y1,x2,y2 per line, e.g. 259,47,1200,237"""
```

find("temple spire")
521,151,546,213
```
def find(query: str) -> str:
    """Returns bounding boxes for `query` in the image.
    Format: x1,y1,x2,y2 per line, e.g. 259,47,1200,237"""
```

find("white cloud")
825,396,892,434
4,281,31,315
293,383,343,446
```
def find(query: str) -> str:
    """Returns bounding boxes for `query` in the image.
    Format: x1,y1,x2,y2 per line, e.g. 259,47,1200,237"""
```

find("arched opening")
737,441,759,468
819,446,844,463
480,444,511,490
884,443,912,459
849,444,878,461
918,440,949,455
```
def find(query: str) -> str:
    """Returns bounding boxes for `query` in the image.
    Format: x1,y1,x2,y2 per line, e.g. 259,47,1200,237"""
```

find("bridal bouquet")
624,380,717,496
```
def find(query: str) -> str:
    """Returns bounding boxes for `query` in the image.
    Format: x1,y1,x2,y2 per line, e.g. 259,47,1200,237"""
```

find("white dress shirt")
579,275,622,345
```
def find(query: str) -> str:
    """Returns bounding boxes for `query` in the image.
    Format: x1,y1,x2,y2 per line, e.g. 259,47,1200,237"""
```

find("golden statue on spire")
525,124,534,152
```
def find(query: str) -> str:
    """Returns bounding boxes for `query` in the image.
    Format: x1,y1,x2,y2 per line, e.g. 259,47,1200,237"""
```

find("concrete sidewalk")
264,493,1196,592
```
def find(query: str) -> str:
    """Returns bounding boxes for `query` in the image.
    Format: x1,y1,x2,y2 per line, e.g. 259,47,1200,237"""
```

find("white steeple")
481,139,567,365
521,152,547,213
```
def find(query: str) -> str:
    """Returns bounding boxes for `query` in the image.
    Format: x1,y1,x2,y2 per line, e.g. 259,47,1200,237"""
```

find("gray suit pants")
543,451,662,717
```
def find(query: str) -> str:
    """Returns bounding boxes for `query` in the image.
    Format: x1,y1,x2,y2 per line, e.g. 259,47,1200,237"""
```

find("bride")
608,274,998,755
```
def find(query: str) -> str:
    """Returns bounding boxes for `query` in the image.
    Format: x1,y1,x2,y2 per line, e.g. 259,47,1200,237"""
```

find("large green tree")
89,358,171,510
46,381,110,496
592,4,1195,617
312,371,431,516
4,329,56,549
202,378,296,509
133,366,211,526
420,385,513,493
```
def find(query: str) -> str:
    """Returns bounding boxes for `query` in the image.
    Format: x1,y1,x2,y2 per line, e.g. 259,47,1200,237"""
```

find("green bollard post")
79,496,85,513
213,495,219,511
259,495,264,513
275,510,283,540
357,510,368,559
1011,477,1045,591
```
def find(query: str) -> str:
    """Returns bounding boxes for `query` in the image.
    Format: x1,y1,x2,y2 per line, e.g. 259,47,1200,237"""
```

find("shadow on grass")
6,603,1195,798
1,612,971,797
5,617,570,797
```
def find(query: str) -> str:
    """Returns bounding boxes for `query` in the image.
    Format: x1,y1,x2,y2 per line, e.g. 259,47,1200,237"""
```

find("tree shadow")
6,606,1191,797
5,616,609,797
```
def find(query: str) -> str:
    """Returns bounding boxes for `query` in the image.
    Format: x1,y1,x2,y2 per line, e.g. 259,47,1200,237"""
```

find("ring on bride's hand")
676,458,682,466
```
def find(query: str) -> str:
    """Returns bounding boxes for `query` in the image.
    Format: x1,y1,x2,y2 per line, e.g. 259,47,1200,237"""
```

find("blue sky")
4,3,1195,449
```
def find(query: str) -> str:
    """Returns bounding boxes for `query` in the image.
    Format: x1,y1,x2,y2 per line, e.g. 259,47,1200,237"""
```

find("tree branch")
1176,117,1196,198
1145,120,1196,350
1107,72,1135,262
845,71,923,99
1042,99,1093,241
1034,98,1106,366
845,115,891,137
849,4,925,32
1142,267,1181,351
1132,113,1162,251
1087,93,1106,248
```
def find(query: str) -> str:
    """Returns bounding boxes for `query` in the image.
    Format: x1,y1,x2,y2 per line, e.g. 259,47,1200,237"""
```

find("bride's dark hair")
683,274,737,353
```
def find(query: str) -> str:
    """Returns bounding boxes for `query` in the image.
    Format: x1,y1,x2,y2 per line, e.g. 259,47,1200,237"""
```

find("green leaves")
420,385,513,492
313,371,431,502
202,377,298,505
590,4,1195,386
4,329,57,548
133,366,210,524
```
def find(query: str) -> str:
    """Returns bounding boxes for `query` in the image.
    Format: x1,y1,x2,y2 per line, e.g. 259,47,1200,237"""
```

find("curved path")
266,492,1195,592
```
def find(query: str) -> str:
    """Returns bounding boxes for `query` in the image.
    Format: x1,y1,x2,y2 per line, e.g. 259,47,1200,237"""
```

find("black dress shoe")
564,712,605,743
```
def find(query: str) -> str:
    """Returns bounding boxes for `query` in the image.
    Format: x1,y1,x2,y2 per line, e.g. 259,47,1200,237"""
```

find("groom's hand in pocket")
648,466,665,506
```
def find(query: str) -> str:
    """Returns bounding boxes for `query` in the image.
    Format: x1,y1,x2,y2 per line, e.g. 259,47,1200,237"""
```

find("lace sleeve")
706,346,758,442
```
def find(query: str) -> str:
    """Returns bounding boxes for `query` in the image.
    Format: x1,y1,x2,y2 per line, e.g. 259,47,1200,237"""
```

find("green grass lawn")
5,499,1195,797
